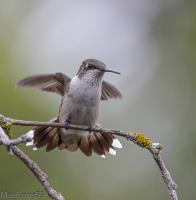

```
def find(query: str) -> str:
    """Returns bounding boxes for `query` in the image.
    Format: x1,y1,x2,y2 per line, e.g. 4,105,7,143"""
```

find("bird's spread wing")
17,73,71,96
101,81,122,100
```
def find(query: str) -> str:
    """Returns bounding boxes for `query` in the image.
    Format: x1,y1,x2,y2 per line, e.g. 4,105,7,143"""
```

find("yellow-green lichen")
0,120,12,129
0,120,12,138
5,122,12,130
130,132,153,148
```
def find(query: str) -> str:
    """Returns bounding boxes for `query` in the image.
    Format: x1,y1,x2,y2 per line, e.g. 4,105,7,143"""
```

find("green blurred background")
0,0,195,199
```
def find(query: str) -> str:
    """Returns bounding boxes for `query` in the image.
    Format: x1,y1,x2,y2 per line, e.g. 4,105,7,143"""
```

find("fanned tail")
26,118,61,152
26,120,122,157
79,132,122,157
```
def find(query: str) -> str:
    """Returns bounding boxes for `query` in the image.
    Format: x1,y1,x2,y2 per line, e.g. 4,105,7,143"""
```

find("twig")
0,133,32,146
151,150,178,200
0,114,178,200
0,127,65,200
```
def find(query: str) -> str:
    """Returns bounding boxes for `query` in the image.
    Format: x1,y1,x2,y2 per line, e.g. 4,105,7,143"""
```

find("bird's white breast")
69,76,101,103
59,75,101,125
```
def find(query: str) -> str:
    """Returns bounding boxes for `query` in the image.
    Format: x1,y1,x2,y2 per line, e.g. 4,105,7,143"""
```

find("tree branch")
0,114,178,200
0,127,65,200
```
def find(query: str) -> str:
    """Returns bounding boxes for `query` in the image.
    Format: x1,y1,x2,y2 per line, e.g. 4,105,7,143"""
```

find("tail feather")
34,126,58,148
66,143,78,152
46,131,60,152
89,133,105,155
27,118,61,151
79,137,92,156
58,143,66,150
94,132,111,152
79,132,122,157
102,133,114,145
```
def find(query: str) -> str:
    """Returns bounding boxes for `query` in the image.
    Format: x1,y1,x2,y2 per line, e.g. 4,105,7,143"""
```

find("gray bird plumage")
19,59,122,157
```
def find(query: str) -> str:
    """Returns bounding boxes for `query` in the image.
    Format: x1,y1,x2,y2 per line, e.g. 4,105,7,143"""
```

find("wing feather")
101,81,122,100
17,73,71,96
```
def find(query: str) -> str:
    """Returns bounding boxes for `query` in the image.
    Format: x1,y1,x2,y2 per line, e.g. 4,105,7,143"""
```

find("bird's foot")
64,120,70,130
85,125,99,133
86,126,93,133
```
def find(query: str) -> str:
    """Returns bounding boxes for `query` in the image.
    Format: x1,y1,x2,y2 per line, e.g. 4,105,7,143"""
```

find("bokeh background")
0,1,195,200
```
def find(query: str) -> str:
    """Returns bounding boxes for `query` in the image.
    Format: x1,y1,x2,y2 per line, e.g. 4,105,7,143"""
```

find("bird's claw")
64,121,70,130
86,126,94,133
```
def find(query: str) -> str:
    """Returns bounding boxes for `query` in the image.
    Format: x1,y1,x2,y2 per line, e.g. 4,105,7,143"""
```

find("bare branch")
0,127,65,200
0,114,178,200
151,150,178,200
0,133,32,146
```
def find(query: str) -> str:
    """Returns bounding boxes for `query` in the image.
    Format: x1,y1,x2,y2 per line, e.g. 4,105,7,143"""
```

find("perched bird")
18,59,122,157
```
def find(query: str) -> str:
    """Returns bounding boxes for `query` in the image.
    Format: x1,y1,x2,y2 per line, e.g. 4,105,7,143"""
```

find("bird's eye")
87,64,95,70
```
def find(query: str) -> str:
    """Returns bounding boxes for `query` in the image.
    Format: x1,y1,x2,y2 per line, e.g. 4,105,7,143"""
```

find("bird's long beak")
100,69,121,74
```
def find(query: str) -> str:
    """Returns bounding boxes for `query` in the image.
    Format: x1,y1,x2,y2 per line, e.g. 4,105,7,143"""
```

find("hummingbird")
18,59,122,157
